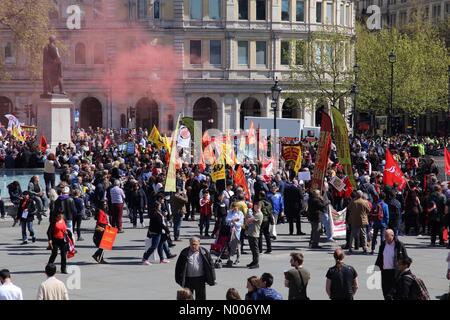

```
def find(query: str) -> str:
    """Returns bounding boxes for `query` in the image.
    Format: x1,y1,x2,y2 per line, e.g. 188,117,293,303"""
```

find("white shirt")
383,241,396,270
0,282,23,300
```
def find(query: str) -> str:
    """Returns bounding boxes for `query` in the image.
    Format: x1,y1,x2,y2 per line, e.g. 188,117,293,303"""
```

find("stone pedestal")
37,94,73,152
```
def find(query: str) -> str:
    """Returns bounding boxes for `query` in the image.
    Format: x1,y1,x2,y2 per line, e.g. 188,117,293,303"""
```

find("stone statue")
42,35,66,96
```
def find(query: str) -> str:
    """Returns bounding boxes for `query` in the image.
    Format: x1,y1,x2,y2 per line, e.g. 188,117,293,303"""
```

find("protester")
258,191,273,254
307,190,328,249
199,190,212,237
246,202,263,269
142,201,171,265
347,190,371,254
226,202,244,267
72,189,85,241
326,248,358,300
47,212,69,274
284,252,310,300
36,264,69,300
43,153,60,195
171,187,188,241
110,180,126,233
175,236,216,300
176,288,194,300
92,201,109,264
16,191,37,244
0,269,23,300
375,229,409,299
226,288,242,300
245,276,259,300
251,273,283,300
28,175,48,223
387,257,429,300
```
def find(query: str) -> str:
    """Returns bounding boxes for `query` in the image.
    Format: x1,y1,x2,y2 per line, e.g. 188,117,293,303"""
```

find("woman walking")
142,202,171,265
92,201,109,264
47,212,69,274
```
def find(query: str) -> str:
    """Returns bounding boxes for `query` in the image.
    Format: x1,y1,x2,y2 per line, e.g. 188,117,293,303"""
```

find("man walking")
37,264,69,300
175,237,216,300
171,187,188,241
110,180,125,233
347,190,371,254
0,269,23,300
375,229,409,299
284,252,310,300
246,202,263,269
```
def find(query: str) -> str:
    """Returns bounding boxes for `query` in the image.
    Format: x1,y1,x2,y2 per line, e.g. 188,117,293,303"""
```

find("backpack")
370,202,383,222
406,274,430,300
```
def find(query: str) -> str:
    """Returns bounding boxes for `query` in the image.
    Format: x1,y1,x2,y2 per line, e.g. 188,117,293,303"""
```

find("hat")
63,186,70,194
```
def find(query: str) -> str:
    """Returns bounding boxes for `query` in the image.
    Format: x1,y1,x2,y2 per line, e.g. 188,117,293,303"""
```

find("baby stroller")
210,224,232,269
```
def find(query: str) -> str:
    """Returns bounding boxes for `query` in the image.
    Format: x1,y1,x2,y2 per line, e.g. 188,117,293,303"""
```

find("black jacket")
388,269,415,300
307,196,327,223
284,183,304,218
130,189,148,210
17,198,37,222
175,246,216,287
53,196,77,222
375,239,409,271
147,210,170,236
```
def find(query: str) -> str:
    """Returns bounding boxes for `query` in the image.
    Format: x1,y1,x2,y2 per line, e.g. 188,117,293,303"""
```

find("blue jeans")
21,220,35,241
320,212,333,240
143,234,163,261
371,224,386,252
173,214,182,240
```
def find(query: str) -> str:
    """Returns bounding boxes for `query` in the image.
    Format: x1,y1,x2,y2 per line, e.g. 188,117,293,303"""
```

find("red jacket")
97,209,109,226
200,198,212,217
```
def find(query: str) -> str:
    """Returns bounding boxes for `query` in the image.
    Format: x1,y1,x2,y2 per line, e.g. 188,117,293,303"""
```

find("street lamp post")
271,79,282,132
353,63,359,132
388,50,396,136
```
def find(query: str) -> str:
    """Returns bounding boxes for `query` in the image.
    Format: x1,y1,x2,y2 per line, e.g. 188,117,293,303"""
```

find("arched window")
4,42,12,58
75,42,86,64
94,43,104,64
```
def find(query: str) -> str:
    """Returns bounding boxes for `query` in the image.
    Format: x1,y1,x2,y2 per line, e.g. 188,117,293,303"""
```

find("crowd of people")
0,126,450,300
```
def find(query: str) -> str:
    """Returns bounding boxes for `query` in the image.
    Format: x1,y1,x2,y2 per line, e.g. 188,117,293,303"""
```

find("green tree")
0,0,56,79
356,21,449,116
287,26,355,113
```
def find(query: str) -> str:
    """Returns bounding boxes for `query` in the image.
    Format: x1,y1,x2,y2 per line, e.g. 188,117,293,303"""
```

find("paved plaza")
0,213,448,300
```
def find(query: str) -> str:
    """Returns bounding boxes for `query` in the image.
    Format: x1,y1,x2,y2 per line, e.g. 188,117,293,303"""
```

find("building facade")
0,0,355,133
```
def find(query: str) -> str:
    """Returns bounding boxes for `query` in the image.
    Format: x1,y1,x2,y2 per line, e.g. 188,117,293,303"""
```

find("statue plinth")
37,95,73,152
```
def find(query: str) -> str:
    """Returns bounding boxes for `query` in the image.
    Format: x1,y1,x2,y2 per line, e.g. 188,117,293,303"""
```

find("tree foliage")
287,26,355,111
0,0,56,80
356,21,449,116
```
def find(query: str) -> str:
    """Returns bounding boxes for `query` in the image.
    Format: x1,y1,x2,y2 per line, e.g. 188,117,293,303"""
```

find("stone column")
219,94,225,131
234,95,240,129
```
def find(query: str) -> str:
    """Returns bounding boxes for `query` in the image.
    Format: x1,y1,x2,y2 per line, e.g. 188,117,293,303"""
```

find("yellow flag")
12,126,25,142
148,125,164,149
164,115,181,192
163,134,171,151
294,145,302,175
211,164,226,182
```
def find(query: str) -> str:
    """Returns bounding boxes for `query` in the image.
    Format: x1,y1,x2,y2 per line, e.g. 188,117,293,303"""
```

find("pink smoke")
102,38,180,106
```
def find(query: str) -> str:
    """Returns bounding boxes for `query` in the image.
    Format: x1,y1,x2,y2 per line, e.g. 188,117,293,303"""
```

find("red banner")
311,112,332,191
383,149,407,190
445,148,450,175
234,165,250,200
99,225,118,250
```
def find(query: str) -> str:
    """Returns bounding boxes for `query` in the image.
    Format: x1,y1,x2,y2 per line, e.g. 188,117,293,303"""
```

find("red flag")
445,147,450,175
261,159,274,182
234,165,250,200
103,136,111,150
343,176,353,198
383,149,407,190
39,135,48,153
311,112,332,191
